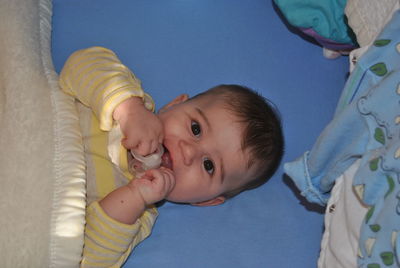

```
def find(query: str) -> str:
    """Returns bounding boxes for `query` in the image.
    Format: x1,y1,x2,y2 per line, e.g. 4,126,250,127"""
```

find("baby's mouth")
161,145,173,170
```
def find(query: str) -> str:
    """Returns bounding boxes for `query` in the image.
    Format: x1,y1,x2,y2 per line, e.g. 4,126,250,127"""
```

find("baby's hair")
192,84,284,198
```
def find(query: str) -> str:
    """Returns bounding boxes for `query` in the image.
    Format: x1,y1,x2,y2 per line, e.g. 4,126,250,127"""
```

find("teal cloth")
274,0,355,45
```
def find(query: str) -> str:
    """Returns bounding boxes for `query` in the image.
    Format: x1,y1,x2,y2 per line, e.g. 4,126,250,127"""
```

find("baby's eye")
191,121,201,137
203,158,214,175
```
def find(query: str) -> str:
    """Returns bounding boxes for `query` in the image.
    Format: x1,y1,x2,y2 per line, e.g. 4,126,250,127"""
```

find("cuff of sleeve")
98,90,144,131
143,93,155,112
86,201,158,237
284,151,329,206
83,202,158,267
99,91,156,132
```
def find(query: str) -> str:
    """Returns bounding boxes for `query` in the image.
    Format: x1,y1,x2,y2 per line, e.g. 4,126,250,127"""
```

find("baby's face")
158,95,254,205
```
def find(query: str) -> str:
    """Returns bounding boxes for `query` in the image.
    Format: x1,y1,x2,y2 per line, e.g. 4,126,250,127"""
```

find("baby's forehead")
197,97,248,147
223,156,259,190
223,142,255,175
191,94,240,117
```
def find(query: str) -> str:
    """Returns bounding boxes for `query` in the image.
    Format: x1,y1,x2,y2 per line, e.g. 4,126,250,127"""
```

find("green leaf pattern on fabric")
374,128,385,145
369,224,381,232
370,63,388,77
365,206,375,224
369,158,379,171
374,39,391,47
380,252,394,266
384,176,395,198
363,38,400,268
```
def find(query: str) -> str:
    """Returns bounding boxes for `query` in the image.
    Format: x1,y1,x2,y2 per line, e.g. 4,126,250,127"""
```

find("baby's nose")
178,140,196,166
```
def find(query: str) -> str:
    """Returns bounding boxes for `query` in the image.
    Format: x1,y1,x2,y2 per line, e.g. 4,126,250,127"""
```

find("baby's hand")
129,167,175,205
114,97,163,156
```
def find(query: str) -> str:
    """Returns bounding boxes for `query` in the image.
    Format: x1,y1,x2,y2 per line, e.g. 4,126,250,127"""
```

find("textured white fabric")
345,0,400,47
346,0,400,72
0,0,86,267
318,160,367,268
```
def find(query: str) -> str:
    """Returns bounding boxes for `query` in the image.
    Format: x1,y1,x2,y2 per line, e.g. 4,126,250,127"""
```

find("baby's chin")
164,191,188,204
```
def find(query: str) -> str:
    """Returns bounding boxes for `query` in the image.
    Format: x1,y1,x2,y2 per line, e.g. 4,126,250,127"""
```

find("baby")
59,47,284,267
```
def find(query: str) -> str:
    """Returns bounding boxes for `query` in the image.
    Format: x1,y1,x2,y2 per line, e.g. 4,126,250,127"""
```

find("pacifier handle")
130,144,164,170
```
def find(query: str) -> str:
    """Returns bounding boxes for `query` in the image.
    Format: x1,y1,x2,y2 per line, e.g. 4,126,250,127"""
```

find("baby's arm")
59,46,163,157
99,167,175,224
59,47,165,266
80,168,174,267
59,46,151,132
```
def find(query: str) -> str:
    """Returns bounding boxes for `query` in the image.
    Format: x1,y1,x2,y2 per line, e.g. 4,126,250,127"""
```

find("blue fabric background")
51,1,348,267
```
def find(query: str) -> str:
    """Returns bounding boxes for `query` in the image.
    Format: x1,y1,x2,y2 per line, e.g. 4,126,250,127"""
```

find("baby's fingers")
130,138,160,157
161,167,175,191
121,136,140,151
146,168,175,193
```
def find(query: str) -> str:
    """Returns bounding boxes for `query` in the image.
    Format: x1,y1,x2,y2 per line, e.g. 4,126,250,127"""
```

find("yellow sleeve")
81,202,158,268
59,46,154,131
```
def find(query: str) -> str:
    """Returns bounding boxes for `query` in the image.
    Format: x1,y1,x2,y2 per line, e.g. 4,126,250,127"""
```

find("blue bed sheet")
51,1,349,267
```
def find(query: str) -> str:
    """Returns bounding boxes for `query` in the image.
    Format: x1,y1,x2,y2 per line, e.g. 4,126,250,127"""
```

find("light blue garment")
274,0,356,45
285,11,400,267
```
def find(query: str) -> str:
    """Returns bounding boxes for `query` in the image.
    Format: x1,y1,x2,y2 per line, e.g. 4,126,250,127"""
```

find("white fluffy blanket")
0,0,86,267
346,0,400,47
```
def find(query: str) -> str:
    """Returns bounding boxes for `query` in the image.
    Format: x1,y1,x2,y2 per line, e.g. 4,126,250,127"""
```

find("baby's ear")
159,94,189,113
191,196,225,207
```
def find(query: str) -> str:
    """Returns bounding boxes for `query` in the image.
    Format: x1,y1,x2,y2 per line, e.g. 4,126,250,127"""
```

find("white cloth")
318,160,368,268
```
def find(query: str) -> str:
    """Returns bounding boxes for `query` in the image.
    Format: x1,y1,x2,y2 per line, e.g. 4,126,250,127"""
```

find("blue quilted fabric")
285,11,400,267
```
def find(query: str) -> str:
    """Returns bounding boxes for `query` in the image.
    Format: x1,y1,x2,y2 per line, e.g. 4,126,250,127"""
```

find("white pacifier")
130,144,164,171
